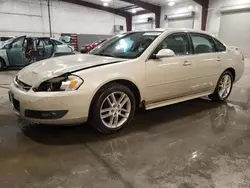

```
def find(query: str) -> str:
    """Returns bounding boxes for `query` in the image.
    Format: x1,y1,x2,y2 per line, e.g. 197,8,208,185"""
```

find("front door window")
11,37,25,48
153,32,190,56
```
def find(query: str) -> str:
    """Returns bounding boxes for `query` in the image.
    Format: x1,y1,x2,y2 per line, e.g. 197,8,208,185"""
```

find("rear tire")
209,71,233,101
89,83,136,134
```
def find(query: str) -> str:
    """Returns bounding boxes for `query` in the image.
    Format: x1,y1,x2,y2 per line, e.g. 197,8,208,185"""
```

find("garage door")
168,18,194,29
134,23,153,30
219,12,250,57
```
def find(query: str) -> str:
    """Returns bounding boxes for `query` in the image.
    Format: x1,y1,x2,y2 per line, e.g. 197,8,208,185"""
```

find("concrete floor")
0,61,250,188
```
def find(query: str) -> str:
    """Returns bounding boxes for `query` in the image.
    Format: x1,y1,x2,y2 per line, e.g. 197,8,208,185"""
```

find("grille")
14,77,32,91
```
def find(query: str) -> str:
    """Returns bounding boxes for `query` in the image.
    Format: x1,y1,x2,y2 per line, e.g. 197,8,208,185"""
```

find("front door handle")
183,61,192,66
216,57,222,62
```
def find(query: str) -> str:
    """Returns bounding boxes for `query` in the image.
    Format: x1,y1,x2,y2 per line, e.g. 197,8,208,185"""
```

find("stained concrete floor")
0,61,250,188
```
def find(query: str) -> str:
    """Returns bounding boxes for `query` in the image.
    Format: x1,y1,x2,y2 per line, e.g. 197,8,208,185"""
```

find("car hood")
17,54,126,87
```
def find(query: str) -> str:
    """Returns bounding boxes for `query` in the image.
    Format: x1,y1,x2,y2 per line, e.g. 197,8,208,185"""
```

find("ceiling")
78,0,196,13
139,0,167,6
80,0,134,9
136,0,194,6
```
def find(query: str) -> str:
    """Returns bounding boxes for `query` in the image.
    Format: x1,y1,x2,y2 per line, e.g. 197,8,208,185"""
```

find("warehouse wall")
77,34,112,50
0,0,126,37
206,0,250,36
160,1,202,29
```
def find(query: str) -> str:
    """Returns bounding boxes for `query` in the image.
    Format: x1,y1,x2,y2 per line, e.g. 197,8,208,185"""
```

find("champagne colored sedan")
9,28,244,133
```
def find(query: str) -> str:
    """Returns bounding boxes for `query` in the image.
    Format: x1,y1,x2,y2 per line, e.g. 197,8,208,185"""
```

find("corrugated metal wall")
77,34,112,49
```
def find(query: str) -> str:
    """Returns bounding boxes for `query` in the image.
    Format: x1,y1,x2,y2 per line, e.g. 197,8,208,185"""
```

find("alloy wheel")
218,74,232,99
100,91,131,128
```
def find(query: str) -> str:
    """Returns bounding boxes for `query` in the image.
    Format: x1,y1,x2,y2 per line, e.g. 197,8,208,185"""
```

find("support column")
193,0,209,31
201,6,208,30
155,10,161,28
47,0,52,37
126,15,132,31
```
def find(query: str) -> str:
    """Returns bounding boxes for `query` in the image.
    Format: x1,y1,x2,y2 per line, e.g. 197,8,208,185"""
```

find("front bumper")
9,83,90,125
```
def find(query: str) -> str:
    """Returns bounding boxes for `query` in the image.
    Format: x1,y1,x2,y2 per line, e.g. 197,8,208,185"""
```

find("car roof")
25,36,50,39
51,38,66,43
50,38,62,41
131,28,211,35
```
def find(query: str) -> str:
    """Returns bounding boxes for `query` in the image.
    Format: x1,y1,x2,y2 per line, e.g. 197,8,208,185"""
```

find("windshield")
90,32,162,59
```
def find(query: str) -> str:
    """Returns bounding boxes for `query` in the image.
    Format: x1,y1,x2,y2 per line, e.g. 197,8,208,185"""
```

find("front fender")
91,76,140,98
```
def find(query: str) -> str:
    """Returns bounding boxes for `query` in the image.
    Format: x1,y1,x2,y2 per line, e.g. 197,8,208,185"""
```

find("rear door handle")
216,57,222,62
183,61,192,66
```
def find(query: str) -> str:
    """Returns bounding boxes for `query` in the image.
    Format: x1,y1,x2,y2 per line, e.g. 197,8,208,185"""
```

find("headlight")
60,76,83,91
36,75,83,92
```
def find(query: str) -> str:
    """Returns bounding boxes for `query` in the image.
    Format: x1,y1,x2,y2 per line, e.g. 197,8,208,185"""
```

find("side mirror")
155,49,175,59
4,44,11,49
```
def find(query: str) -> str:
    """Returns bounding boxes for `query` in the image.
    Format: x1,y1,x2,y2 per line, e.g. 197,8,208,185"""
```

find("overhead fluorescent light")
132,9,137,14
168,1,175,6
103,2,108,6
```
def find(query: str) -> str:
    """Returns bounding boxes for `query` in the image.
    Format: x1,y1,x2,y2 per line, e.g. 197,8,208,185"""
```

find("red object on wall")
80,39,107,54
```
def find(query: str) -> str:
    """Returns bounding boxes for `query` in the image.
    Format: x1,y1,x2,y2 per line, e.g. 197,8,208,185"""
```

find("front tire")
90,83,136,134
209,71,233,101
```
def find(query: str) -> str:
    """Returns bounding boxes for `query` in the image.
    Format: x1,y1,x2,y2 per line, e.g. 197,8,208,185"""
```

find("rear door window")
52,39,62,45
190,33,216,54
37,39,45,47
42,38,53,46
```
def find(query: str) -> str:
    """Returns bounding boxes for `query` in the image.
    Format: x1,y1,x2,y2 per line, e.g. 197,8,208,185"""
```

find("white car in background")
51,38,74,54
9,29,244,134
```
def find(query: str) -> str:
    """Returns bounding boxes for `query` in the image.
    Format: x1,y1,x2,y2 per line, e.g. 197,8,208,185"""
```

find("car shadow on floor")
21,98,234,146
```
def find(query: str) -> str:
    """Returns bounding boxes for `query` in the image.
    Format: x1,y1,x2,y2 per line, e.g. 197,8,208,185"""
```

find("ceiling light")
188,5,193,10
168,1,175,6
132,9,137,14
103,2,108,6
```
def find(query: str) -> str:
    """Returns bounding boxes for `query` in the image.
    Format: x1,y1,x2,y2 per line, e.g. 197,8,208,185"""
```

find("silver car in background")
0,36,74,70
51,38,74,54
